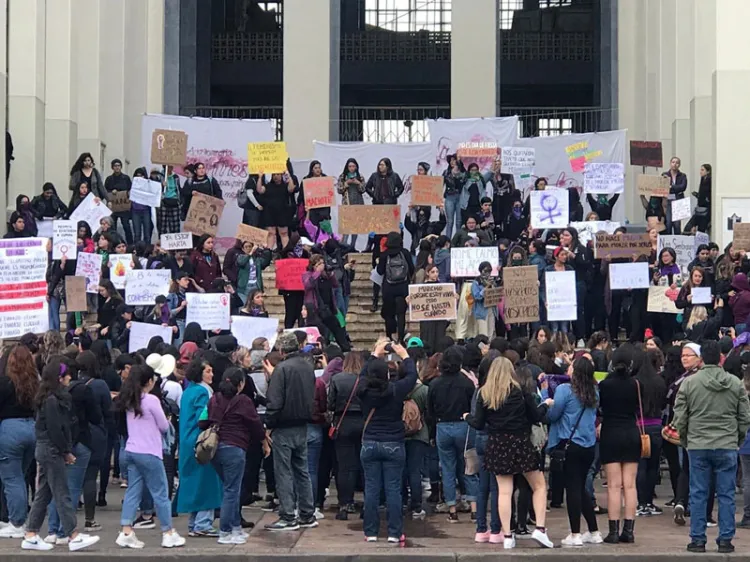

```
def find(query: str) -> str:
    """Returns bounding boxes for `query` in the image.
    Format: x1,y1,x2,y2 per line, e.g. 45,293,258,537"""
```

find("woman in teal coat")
177,357,223,536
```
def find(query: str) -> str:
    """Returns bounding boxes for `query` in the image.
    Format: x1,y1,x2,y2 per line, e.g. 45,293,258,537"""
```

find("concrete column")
283,0,340,159
164,0,180,115
75,0,103,162
451,0,498,118
657,0,675,153
0,0,7,225
124,0,148,171
179,0,198,114
671,0,695,183
100,0,126,167
146,0,165,115
690,0,716,179
8,0,46,202
598,0,618,132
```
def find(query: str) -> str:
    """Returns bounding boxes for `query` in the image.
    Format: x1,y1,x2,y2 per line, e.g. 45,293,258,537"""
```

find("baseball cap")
406,337,424,349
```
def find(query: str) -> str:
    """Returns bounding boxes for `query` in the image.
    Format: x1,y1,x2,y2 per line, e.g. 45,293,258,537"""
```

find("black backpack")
385,252,408,284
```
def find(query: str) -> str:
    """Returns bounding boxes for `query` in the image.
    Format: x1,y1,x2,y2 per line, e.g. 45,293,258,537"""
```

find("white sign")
657,235,695,271
545,270,578,321
501,147,536,174
160,233,193,251
0,238,50,338
569,220,622,246
609,262,651,290
583,163,625,194
513,169,535,194
69,193,112,233
108,255,133,290
52,220,77,260
36,218,54,239
450,247,500,277
75,252,102,293
694,231,710,249
186,292,230,331
128,322,173,353
283,326,322,346
231,316,279,350
671,198,692,222
370,268,383,286
691,287,712,305
130,177,162,208
530,189,569,229
124,269,171,306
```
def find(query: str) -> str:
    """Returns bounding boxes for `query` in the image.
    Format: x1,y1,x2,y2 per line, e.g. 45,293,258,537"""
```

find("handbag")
194,395,238,465
549,407,586,473
661,423,681,445
463,427,480,476
636,380,652,459
328,376,361,440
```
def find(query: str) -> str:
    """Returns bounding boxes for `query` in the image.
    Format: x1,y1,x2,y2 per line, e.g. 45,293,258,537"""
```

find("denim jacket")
459,170,493,211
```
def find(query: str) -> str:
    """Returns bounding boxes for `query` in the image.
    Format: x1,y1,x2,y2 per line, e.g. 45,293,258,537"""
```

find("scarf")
469,171,482,182
659,263,681,277
159,304,170,325
512,207,522,219
346,171,357,179
199,381,214,397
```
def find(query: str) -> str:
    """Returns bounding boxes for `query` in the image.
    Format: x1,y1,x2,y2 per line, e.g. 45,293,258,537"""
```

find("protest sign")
231,316,279,350
504,266,540,323
565,140,602,172
457,142,499,159
647,286,679,314
408,284,457,322
64,276,88,312
530,189,569,229
109,190,131,213
108,255,133,290
247,142,288,174
124,270,171,306
692,287,712,305
186,292,230,331
671,198,691,222
501,147,535,174
569,221,621,246
0,238,49,338
275,259,307,291
694,231,710,249
409,175,444,207
303,177,335,209
236,223,270,247
629,141,663,168
52,220,77,260
69,193,112,233
184,193,225,237
283,327,322,345
370,269,383,286
637,175,670,197
609,262,651,290
450,247,500,277
75,252,102,293
583,163,625,194
514,170,535,193
150,129,188,166
594,233,652,259
338,205,400,235
36,218,53,239
545,270,577,321
130,177,162,208
482,286,505,307
733,222,750,251
657,234,694,270
160,232,193,251
129,322,173,353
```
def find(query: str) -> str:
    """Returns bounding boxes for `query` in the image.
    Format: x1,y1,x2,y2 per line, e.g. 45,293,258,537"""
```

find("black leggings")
636,425,663,505
662,440,681,498
564,443,598,534
382,296,407,343
511,474,533,530
283,291,304,329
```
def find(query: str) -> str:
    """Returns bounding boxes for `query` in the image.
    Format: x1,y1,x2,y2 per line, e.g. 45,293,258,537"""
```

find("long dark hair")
360,358,390,395
196,234,214,254
90,339,112,367
662,345,684,388
570,357,597,408
99,280,122,301
76,350,101,379
340,157,360,178
36,356,67,410
186,357,210,384
70,152,95,175
116,365,156,417
219,367,244,398
634,348,667,416
609,343,634,379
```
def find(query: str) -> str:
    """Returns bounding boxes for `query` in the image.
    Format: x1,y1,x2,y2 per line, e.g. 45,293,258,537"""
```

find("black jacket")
265,354,316,429
35,392,74,455
466,386,548,435
586,194,620,221
105,172,132,194
365,172,404,205
662,170,688,200
66,379,103,449
328,371,362,417
426,372,476,426
404,208,446,253
31,192,67,219
181,176,222,220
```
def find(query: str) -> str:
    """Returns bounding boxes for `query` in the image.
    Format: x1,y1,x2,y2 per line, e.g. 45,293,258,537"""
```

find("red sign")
629,141,663,168
275,259,308,291
303,177,335,209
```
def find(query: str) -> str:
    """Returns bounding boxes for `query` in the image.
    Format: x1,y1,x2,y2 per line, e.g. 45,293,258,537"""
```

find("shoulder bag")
549,406,586,473
195,395,239,465
464,426,480,475
636,380,652,458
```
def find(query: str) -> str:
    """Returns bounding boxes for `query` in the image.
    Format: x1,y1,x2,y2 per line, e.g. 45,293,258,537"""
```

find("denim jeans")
175,319,186,348
211,444,245,533
48,442,91,537
436,421,479,505
403,440,427,511
688,449,737,543
0,417,36,526
333,287,350,317
131,209,153,242
306,424,324,506
26,443,75,537
742,455,750,521
549,321,569,334
48,296,61,332
272,425,314,522
361,441,405,538
444,194,461,238
475,432,500,534
188,510,215,532
121,450,173,532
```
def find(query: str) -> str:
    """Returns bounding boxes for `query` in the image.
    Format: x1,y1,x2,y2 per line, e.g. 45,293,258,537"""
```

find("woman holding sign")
302,255,351,352
190,234,222,292
337,158,366,248
650,248,683,344
302,161,332,234
258,171,295,251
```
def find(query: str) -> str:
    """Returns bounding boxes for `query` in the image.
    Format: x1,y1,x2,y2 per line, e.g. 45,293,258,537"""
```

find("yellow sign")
247,142,288,174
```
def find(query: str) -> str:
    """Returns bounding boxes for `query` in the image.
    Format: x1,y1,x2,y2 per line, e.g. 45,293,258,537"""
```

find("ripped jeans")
361,441,405,539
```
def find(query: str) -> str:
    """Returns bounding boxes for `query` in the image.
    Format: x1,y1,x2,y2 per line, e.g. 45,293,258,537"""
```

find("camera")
384,343,394,353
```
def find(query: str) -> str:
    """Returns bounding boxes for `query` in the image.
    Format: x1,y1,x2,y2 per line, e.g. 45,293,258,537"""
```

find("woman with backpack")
302,255,351,351
377,232,415,344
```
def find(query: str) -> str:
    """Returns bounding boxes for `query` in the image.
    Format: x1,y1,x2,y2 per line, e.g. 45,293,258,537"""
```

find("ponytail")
609,343,634,379
219,367,245,399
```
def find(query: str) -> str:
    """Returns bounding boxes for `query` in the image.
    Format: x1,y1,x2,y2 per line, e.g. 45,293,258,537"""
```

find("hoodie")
673,364,750,450
434,248,451,283
730,273,750,326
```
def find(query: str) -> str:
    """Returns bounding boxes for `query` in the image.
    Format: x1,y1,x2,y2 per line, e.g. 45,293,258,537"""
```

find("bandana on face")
512,207,522,218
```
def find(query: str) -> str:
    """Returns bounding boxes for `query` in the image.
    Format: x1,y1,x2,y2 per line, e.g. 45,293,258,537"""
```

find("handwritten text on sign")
483,286,505,307
594,233,652,259
236,223,270,247
657,234,695,270
75,252,102,293
69,193,112,233
733,222,750,252
185,292,230,331
130,177,162,208
338,205,400,235
637,175,670,197
160,233,193,251
409,175,444,207
450,247,500,277
247,142,288,174
275,259,308,291
124,270,171,306
0,238,49,339
609,262,651,290
53,220,77,260
408,284,457,322
303,177,335,209
583,163,625,194
501,147,536,174
546,270,578,321
504,265,540,323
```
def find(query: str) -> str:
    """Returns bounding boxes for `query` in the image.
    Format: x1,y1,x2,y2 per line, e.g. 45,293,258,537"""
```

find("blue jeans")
48,296,61,332
361,441,405,538
436,421,479,505
444,194,461,238
188,510,215,532
131,209,153,242
48,442,91,537
333,287,349,317
211,444,245,533
403,440,427,511
175,319,186,348
549,321,569,334
688,449,737,543
307,424,324,505
475,432,501,534
0,418,36,526
120,451,173,532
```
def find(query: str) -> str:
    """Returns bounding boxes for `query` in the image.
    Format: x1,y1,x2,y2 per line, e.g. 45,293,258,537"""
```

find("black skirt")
599,423,641,464
484,432,540,476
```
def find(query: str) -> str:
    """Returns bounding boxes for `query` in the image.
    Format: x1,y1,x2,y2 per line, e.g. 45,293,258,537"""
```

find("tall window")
499,0,523,30
256,1,283,25
365,0,452,32
360,120,430,143
537,118,573,136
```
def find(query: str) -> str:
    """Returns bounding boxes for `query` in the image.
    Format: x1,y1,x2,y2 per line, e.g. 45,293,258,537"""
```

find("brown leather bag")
636,380,651,459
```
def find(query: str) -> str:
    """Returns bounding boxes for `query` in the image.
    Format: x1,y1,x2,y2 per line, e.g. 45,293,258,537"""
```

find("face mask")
511,258,523,266
512,207,522,218
480,270,491,280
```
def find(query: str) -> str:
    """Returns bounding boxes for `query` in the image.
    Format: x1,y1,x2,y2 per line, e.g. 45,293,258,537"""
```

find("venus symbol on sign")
539,193,562,224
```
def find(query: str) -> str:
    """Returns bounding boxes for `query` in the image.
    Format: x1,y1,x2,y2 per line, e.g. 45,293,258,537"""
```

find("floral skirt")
484,432,540,476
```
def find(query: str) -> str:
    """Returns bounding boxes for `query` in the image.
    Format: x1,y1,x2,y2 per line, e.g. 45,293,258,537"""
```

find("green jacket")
673,364,750,451
236,250,272,293
406,381,430,444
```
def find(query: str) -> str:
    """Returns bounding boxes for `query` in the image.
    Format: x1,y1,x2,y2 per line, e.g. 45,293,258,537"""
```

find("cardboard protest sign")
275,259,308,291
450,247,500,277
0,238,49,339
657,234,694,270
409,175,444,207
150,129,188,166
124,270,171,306
160,233,193,251
185,292,230,331
75,252,102,294
231,316,279,350
671,198,691,222
64,276,88,312
236,223,270,247
594,233,652,259
69,193,112,233
184,193,225,237
637,175,670,197
545,270,577,321
408,284,457,322
501,147,535,174
247,142,288,174
609,262,651,290
129,322,173,353
530,189,569,229
130,177,162,208
457,142,499,159
583,163,625,194
338,205,400,235
504,265,540,323
647,286,679,314
109,190,131,213
733,222,750,251
629,141,663,168
108,255,133,290
52,220,77,260
692,287,712,305
482,286,505,307
303,177,335,209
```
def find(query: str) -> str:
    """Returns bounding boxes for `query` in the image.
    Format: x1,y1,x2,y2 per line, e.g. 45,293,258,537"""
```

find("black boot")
603,520,620,544
619,519,635,543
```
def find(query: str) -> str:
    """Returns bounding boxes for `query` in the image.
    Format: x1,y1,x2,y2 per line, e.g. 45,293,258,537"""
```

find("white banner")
569,220,621,246
583,163,625,194
657,234,695,271
141,114,275,253
128,322,173,353
69,193,112,233
609,262,651,290
545,270,578,321
501,147,536,174
0,238,49,338
450,247,500,277
185,292,231,331
530,189,569,229
108,255,133,290
52,220,77,260
231,316,279,350
130,177,162,208
124,270,171,306
75,252,102,293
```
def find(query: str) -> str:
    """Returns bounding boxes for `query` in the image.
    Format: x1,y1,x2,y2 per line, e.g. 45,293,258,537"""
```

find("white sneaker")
116,531,145,549
503,535,516,549
365,536,378,542
43,534,59,544
68,534,100,551
218,532,246,545
0,524,24,539
582,530,604,544
314,508,325,520
22,535,54,551
233,529,250,540
162,531,186,548
561,533,583,547
532,528,554,548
